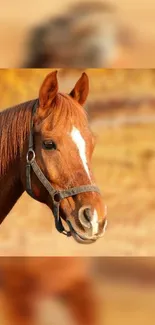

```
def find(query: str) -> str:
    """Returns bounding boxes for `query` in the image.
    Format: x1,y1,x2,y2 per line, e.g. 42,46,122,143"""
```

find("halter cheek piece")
26,100,100,238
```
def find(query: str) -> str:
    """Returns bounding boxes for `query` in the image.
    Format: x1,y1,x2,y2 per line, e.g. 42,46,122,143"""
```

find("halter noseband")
26,100,101,239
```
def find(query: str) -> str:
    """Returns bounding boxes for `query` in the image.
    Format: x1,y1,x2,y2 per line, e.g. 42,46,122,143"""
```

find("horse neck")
0,163,24,224
0,100,34,223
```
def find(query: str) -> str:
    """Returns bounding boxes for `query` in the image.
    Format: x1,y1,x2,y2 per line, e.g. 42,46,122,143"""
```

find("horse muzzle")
66,217,108,245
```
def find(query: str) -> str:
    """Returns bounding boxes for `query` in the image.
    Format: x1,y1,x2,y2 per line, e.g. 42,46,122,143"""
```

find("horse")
0,70,107,244
0,257,101,325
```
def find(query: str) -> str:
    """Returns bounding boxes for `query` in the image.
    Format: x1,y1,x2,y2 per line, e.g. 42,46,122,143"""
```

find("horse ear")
39,70,58,108
69,72,89,105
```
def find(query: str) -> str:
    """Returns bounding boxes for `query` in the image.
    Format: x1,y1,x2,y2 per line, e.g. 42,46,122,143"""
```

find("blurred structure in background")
1,0,155,68
21,1,134,68
0,257,155,325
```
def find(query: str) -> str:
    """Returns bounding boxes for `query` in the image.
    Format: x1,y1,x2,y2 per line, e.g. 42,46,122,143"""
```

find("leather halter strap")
26,100,100,237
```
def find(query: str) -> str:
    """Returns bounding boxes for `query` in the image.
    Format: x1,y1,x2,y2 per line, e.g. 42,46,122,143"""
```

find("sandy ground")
1,0,155,67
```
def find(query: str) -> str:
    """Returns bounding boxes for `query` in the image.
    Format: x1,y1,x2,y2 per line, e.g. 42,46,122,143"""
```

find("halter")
26,100,101,240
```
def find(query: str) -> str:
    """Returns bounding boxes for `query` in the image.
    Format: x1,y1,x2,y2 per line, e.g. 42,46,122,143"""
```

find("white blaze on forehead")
70,126,91,180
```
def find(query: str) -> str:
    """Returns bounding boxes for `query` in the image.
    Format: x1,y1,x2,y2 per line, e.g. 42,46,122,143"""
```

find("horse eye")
42,140,57,150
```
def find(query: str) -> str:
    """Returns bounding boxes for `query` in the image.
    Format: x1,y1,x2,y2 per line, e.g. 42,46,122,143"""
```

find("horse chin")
71,231,98,244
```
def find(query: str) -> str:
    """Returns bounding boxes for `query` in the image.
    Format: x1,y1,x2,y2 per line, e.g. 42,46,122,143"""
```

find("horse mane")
0,99,37,175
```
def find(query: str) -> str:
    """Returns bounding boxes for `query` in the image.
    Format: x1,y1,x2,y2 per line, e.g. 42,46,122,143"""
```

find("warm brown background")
0,69,155,256
1,0,155,68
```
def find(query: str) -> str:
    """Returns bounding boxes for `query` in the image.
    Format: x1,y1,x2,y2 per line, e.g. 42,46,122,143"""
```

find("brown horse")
0,257,100,325
0,71,107,243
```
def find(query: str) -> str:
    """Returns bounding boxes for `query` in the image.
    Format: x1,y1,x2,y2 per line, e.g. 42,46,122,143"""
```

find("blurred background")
1,0,155,68
0,68,155,256
0,257,155,325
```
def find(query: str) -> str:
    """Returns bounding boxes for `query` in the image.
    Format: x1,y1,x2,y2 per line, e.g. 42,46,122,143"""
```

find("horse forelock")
39,92,88,133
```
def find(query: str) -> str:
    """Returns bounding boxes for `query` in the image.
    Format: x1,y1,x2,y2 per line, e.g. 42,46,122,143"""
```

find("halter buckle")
53,192,62,203
26,149,35,163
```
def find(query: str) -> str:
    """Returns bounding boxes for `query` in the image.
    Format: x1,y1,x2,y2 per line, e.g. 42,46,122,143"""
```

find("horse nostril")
83,208,92,222
78,206,93,229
